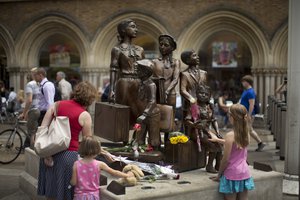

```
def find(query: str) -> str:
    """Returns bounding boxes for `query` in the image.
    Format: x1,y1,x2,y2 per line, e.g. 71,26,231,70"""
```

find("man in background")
240,75,266,151
19,71,40,148
32,67,55,125
56,71,72,100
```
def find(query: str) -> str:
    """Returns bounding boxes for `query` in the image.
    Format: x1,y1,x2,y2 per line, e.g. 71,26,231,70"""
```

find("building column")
81,67,110,118
253,71,258,95
270,72,276,96
264,72,270,111
284,0,300,195
252,68,264,112
275,73,282,99
6,66,30,91
80,67,109,87
258,72,264,112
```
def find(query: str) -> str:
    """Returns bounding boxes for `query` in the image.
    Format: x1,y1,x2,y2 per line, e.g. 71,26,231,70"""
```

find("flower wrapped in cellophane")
168,132,189,145
110,155,180,182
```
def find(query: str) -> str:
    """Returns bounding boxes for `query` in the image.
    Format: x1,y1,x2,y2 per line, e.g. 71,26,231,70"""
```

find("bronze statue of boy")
185,85,222,173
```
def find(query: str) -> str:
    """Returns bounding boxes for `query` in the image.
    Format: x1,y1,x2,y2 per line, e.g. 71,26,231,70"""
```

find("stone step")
0,168,22,199
0,191,31,200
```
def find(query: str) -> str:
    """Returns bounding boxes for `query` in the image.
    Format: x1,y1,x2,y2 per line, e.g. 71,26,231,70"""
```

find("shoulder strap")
41,81,49,87
53,101,60,117
41,81,49,96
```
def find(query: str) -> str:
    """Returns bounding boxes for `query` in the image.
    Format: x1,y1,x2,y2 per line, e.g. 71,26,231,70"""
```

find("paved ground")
0,123,298,200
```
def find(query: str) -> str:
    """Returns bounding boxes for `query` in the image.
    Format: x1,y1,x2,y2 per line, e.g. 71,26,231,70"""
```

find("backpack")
41,81,62,102
254,97,260,114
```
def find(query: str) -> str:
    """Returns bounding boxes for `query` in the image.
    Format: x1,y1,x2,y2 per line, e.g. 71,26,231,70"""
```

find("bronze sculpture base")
165,140,206,172
94,102,130,143
111,151,164,164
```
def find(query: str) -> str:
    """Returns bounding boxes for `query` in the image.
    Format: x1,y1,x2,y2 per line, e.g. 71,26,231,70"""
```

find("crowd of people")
1,67,133,200
0,65,272,200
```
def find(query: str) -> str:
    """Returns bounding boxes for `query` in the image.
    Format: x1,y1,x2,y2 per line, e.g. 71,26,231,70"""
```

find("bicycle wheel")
0,129,23,164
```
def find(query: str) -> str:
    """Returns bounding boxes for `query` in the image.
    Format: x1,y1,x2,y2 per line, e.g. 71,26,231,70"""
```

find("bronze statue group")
108,19,222,174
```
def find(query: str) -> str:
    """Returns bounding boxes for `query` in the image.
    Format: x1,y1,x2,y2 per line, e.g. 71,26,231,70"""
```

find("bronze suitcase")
157,104,174,132
152,78,166,104
94,102,130,142
165,140,206,172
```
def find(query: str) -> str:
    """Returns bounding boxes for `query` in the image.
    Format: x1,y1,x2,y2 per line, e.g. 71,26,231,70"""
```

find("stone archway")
270,23,288,100
0,24,15,67
14,15,90,90
177,11,269,68
0,24,17,89
198,31,252,102
15,14,89,88
177,11,270,112
272,24,288,69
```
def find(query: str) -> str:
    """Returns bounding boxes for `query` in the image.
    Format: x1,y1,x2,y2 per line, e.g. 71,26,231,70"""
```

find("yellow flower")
170,135,189,144
178,136,184,143
182,136,189,143
170,137,178,144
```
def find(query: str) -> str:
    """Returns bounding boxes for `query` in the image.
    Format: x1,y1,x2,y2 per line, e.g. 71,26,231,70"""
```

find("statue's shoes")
206,166,218,174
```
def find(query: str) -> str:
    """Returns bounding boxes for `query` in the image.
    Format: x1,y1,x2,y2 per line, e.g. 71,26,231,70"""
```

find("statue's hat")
159,34,177,50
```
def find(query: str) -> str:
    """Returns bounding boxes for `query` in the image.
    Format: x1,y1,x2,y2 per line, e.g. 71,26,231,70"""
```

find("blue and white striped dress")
37,151,78,200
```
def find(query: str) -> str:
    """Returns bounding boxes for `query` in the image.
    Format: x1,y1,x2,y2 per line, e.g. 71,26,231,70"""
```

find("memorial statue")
135,59,161,150
108,19,145,125
180,50,207,128
185,85,222,173
152,34,180,107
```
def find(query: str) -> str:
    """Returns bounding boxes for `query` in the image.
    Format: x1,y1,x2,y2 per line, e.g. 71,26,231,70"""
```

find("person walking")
19,71,40,148
56,71,72,100
7,87,17,112
240,75,265,151
31,67,55,125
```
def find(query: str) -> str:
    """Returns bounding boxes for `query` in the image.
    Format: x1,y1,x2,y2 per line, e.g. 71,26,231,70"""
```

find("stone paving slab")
100,167,282,200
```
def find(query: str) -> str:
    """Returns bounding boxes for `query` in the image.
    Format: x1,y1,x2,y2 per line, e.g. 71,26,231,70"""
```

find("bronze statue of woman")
152,34,180,107
109,19,145,125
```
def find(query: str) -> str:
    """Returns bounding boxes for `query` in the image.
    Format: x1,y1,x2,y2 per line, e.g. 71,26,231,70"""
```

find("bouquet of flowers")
109,155,179,182
168,132,189,145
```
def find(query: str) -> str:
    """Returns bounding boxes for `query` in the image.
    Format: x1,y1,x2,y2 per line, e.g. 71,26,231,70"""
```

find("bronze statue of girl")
109,19,145,125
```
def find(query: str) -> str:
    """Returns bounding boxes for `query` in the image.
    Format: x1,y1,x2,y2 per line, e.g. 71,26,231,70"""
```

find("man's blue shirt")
240,87,256,115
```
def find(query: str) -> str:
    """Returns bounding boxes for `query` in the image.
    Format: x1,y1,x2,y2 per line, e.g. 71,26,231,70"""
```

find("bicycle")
0,112,29,164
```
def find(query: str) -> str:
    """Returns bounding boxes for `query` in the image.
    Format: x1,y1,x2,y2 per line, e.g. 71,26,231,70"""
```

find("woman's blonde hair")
17,90,25,103
79,136,101,158
229,104,250,148
71,81,98,107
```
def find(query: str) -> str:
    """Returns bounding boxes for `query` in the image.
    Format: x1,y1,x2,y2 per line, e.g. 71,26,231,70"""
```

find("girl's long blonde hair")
229,104,250,148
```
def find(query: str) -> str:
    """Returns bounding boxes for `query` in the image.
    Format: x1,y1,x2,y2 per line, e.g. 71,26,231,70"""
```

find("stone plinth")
24,148,40,179
100,167,282,200
20,147,283,200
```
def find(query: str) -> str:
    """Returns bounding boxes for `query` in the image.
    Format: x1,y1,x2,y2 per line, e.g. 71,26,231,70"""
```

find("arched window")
199,31,252,102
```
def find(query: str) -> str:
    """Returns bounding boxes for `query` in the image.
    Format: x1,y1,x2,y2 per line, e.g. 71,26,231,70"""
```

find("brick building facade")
0,0,289,111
